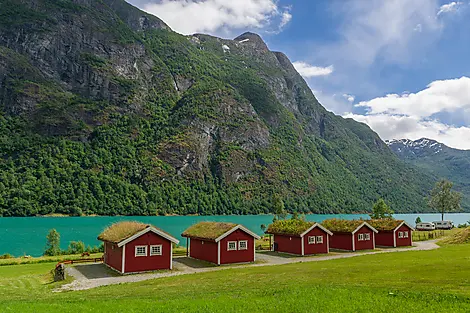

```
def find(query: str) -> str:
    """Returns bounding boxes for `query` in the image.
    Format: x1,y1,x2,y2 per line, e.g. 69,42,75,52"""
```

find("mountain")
387,138,470,210
0,0,435,217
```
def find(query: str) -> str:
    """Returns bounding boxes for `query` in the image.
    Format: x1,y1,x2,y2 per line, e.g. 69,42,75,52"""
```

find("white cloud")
323,0,441,67
140,0,292,35
279,8,292,28
344,113,470,150
414,23,423,32
355,77,470,117
346,76,470,150
293,62,334,78
342,94,355,103
437,1,463,16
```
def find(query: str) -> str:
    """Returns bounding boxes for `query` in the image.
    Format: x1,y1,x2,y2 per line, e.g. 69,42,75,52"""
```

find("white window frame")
135,245,147,257
358,234,364,241
404,231,409,238
364,233,370,241
398,232,404,239
308,236,316,244
238,240,248,250
316,236,323,244
227,241,237,251
150,245,162,256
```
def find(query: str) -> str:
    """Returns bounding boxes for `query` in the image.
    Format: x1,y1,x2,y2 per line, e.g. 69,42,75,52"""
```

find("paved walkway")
56,240,439,292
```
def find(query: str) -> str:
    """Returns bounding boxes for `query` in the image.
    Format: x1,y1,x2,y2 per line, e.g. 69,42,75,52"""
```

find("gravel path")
56,240,439,292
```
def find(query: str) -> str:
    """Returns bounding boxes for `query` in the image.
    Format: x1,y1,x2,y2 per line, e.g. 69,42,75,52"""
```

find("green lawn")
0,253,104,266
1,244,470,312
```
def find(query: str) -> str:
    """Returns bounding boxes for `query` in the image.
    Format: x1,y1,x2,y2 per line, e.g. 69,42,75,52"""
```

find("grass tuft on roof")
266,219,315,236
367,219,404,231
321,219,365,233
181,222,237,240
98,221,150,243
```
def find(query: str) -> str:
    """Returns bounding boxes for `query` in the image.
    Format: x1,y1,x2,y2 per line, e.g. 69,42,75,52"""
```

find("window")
364,233,370,241
135,245,147,257
316,236,323,244
238,240,248,250
228,241,237,251
404,231,409,238
308,236,315,244
150,245,162,256
398,232,404,238
358,234,364,241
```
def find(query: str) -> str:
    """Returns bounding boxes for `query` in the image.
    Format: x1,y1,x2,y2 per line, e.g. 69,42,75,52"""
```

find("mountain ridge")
387,138,470,210
0,0,436,216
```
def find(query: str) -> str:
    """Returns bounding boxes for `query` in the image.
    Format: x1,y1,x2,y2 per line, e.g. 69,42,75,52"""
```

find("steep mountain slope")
387,138,470,210
0,0,434,216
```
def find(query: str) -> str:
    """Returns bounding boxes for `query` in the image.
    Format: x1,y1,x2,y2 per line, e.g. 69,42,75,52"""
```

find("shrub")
0,253,13,259
67,241,85,254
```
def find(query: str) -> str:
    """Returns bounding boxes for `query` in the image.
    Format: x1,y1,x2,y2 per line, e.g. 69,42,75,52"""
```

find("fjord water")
1,213,469,257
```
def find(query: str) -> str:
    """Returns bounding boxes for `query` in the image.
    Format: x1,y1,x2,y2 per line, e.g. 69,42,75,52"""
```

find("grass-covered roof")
181,222,237,240
266,219,315,236
367,219,404,231
98,221,154,243
321,219,365,233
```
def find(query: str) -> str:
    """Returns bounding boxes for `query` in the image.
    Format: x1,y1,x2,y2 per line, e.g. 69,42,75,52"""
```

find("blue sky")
128,0,470,149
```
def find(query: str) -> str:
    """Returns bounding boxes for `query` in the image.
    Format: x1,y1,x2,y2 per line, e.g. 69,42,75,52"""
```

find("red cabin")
266,219,333,256
321,219,378,252
368,219,414,247
98,221,179,274
182,222,260,265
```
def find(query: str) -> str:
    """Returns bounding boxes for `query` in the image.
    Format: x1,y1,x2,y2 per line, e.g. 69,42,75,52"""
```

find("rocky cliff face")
0,0,435,216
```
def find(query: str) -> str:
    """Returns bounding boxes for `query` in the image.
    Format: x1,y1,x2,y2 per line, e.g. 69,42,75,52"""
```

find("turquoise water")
1,213,469,257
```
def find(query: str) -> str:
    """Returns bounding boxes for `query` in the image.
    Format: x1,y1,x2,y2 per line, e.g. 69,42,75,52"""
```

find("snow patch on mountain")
386,138,444,155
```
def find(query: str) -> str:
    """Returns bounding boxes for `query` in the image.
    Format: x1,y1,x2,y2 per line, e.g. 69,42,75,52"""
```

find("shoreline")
0,212,460,218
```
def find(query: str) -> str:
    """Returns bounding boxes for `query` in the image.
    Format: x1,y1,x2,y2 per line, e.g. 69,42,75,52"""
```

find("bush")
67,241,85,254
85,243,104,254
0,253,13,259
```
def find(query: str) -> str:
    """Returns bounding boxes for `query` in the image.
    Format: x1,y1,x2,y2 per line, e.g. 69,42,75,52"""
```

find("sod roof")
97,221,168,244
181,222,237,240
321,219,366,233
367,219,404,231
265,219,315,236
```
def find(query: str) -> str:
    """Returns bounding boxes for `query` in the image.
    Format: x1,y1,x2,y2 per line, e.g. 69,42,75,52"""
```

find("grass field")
412,229,454,241
0,242,470,312
0,253,104,266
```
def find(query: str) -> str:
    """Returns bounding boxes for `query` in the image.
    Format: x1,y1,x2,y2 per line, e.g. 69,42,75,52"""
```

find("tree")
273,194,287,220
415,216,422,225
44,229,61,256
260,224,266,233
429,180,462,221
67,241,85,254
369,199,393,219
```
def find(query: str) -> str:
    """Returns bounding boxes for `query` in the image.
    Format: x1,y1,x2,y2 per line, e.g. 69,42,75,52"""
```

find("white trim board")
121,244,126,274
214,225,261,242
395,221,415,231
351,222,378,235
299,223,333,237
217,241,221,265
117,227,179,247
170,243,173,270
393,228,397,247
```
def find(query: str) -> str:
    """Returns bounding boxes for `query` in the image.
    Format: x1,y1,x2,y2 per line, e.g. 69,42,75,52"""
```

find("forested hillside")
0,0,435,216
387,138,470,210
